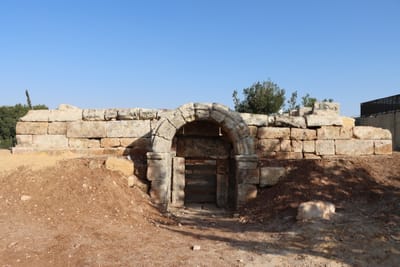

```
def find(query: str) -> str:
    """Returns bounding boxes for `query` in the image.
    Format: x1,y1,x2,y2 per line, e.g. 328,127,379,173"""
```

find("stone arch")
146,103,258,209
151,103,254,155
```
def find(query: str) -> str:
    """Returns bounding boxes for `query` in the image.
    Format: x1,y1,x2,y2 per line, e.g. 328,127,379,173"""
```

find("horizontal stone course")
16,122,48,135
335,139,374,155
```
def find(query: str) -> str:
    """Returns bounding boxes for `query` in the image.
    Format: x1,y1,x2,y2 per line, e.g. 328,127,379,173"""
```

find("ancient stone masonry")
14,102,392,209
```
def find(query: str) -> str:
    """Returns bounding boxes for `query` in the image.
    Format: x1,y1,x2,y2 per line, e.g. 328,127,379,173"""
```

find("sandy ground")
0,150,399,266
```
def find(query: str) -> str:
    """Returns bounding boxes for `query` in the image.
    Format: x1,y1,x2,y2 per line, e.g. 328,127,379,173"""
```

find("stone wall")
357,110,400,151
14,102,393,208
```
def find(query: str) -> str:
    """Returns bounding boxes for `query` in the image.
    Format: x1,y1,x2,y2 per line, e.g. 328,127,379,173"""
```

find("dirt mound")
241,153,400,223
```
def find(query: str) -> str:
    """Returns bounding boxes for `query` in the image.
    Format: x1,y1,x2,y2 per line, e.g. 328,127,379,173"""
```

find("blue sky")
1,0,399,116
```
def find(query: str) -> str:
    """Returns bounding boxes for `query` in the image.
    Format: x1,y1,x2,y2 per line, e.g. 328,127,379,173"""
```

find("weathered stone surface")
291,128,317,140
32,135,68,149
316,140,335,155
240,113,269,126
150,179,169,204
69,138,100,149
100,138,121,148
258,139,280,152
117,108,139,120
139,109,158,120
297,201,335,221
342,117,355,128
280,139,292,152
257,127,290,139
374,140,392,155
292,140,303,153
274,152,303,160
16,122,48,135
274,115,307,129
317,126,352,140
312,102,340,115
236,168,259,184
306,115,343,127
15,135,32,147
105,157,134,176
83,109,105,121
335,139,374,155
292,107,313,116
179,103,196,122
106,120,151,138
67,121,107,138
152,136,172,152
260,167,286,187
237,184,257,205
20,110,49,122
303,140,315,153
48,109,82,122
353,126,392,140
58,104,80,110
48,122,67,135
210,109,226,123
153,119,176,140
194,103,211,120
105,109,118,121
303,153,321,159
248,126,258,137
120,137,151,149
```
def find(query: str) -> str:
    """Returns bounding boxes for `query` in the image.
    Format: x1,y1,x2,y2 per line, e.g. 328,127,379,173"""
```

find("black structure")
361,94,400,117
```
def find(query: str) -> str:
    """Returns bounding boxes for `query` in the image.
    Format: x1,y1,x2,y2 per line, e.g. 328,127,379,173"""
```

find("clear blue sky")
1,0,399,116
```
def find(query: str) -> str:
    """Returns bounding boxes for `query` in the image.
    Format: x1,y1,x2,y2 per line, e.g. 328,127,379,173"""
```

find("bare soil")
0,149,399,266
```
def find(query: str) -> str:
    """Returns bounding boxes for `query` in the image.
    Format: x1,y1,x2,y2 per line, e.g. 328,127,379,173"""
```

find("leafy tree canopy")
233,80,286,114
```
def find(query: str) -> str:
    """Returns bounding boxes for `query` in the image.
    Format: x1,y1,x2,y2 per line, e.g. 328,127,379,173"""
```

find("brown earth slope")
0,150,399,266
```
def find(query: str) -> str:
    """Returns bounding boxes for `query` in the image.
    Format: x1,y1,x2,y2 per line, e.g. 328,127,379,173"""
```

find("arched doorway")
147,103,257,210
171,120,234,208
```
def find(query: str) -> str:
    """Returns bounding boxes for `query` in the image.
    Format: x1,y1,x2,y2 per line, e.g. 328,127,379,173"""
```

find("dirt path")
0,151,399,266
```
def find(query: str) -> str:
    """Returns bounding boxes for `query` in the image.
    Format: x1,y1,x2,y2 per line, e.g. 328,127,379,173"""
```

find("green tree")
287,91,299,112
233,80,285,114
301,93,317,107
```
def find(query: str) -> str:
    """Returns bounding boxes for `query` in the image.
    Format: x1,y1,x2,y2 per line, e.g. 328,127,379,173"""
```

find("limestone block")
342,117,355,128
105,109,118,121
292,140,303,153
274,115,307,129
48,109,82,122
306,115,343,127
179,103,196,122
166,111,186,130
194,103,211,120
100,138,121,148
210,110,226,123
292,107,313,116
236,168,259,184
20,110,49,122
48,122,67,135
69,138,100,149
258,139,280,152
235,122,250,138
260,167,286,187
248,126,258,137
117,108,140,120
57,104,80,110
105,157,134,176
312,102,340,115
317,126,352,140
353,126,392,140
303,140,315,153
236,160,258,170
240,113,269,126
139,109,158,120
67,121,107,138
16,135,33,147
152,136,172,152
32,135,68,149
83,109,105,121
280,139,292,152
335,140,374,155
374,140,392,155
291,128,317,140
297,201,335,221
303,153,321,159
274,152,303,160
237,184,257,205
106,120,151,138
154,119,176,140
257,127,290,139
150,180,169,204
16,122,48,135
316,140,335,155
